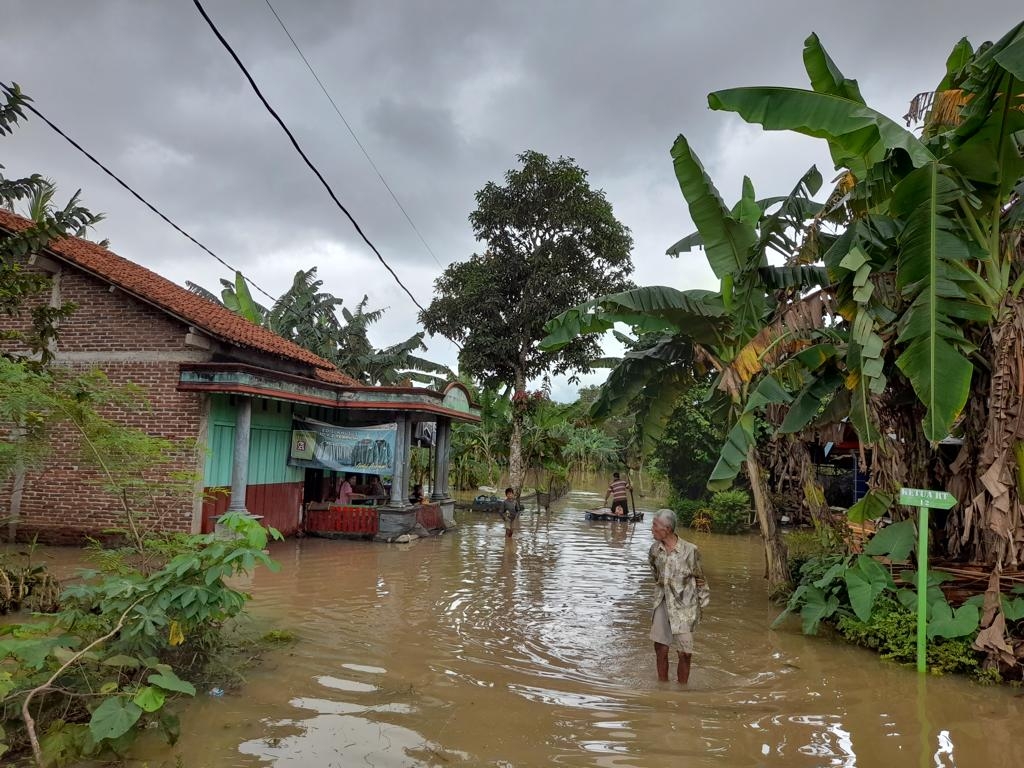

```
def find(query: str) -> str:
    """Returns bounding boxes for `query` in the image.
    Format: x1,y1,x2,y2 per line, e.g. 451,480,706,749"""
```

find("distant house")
0,210,479,543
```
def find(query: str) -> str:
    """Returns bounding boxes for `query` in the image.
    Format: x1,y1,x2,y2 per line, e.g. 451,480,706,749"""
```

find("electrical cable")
21,101,279,304
264,0,444,270
193,0,426,313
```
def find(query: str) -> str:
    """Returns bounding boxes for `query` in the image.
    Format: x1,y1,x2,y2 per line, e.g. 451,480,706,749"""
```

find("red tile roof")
315,367,364,386
0,210,361,386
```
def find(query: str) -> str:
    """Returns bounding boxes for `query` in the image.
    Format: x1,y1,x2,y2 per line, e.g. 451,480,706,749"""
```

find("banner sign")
289,418,396,474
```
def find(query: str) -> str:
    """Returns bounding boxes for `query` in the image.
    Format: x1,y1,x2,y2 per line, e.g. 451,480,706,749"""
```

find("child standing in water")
500,487,523,538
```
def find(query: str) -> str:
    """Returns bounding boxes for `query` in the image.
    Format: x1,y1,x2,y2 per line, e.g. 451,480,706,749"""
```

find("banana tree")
543,136,834,594
709,24,1024,566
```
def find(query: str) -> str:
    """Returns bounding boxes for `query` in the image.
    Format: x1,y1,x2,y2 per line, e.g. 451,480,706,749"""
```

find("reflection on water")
112,489,1020,766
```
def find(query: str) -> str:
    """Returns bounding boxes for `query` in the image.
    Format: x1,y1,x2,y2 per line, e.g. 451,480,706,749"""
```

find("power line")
21,100,279,304
193,0,425,313
263,0,444,270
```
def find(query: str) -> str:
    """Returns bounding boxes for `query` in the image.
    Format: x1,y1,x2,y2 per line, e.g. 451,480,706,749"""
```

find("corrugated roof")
0,209,361,386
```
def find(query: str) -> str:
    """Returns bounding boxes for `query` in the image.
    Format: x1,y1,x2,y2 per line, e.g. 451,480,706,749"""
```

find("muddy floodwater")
101,490,1024,766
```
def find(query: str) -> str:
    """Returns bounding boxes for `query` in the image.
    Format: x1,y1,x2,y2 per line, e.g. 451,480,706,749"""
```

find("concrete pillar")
402,416,414,501
441,419,452,497
432,418,451,500
227,396,252,513
432,419,443,500
389,414,409,506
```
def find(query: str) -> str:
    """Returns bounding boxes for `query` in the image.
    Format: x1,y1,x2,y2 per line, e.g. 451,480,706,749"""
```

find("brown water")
92,490,1024,765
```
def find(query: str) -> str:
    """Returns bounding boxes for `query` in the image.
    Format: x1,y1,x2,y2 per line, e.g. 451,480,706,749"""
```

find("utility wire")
193,0,425,313
264,0,444,270
22,101,279,304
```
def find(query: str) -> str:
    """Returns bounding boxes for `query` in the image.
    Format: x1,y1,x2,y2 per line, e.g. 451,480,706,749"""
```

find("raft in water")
585,509,644,522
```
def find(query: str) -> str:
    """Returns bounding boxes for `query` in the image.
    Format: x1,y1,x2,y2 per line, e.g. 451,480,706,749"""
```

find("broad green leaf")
799,586,840,635
780,370,843,433
102,654,142,668
794,343,838,371
708,87,935,177
992,21,1024,80
133,686,166,713
927,599,980,639
758,265,830,291
665,230,704,256
845,555,891,622
231,271,263,325
863,519,917,561
744,374,792,414
89,697,142,742
148,672,196,696
708,415,753,492
802,33,865,103
812,557,852,589
896,336,972,443
39,721,92,766
847,490,893,523
1002,596,1024,621
709,374,793,490
541,287,725,350
936,37,974,91
734,176,762,228
670,134,758,280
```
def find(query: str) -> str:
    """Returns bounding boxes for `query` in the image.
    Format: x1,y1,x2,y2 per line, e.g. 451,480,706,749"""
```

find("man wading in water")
648,508,710,683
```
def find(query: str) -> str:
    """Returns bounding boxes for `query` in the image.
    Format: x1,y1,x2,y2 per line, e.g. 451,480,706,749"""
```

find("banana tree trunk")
746,445,791,596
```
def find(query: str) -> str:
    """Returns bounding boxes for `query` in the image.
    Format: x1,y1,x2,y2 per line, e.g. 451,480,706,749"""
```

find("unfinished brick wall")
1,265,206,543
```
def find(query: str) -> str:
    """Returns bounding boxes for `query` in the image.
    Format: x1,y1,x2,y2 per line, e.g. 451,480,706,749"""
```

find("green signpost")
898,487,958,673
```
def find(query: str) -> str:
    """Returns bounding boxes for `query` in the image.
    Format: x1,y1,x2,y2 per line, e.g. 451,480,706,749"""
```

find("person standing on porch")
336,475,355,505
603,472,631,516
500,487,523,539
648,508,710,684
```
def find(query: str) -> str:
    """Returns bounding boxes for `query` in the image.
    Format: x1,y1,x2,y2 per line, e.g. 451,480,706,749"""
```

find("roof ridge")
0,209,361,386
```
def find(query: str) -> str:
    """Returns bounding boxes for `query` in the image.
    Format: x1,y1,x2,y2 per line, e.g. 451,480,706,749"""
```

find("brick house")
0,210,479,543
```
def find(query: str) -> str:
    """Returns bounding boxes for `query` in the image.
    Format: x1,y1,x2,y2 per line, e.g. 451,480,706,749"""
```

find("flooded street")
116,490,1022,767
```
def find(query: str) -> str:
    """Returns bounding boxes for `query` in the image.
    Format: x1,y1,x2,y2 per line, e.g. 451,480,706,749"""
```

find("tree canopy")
1,83,103,364
421,150,633,488
421,150,634,391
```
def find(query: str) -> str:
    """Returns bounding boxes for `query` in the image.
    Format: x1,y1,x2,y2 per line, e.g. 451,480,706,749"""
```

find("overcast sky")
2,1,1020,400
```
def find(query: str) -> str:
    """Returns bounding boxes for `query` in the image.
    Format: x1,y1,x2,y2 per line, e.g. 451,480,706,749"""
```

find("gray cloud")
2,0,1021,401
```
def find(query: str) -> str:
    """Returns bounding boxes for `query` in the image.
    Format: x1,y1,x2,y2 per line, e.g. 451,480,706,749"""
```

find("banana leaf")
707,375,791,490
802,33,865,103
758,265,830,291
708,87,935,177
670,134,757,279
890,162,988,441
541,286,726,350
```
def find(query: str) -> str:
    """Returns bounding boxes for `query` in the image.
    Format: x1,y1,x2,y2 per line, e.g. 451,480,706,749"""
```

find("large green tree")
421,151,633,490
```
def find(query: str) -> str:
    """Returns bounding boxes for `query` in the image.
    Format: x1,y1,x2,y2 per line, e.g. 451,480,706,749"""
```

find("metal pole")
916,506,929,674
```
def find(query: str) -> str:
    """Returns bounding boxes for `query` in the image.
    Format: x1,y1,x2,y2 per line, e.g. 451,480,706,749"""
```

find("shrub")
709,490,751,534
837,596,989,679
0,513,281,765
668,495,705,528
784,527,844,584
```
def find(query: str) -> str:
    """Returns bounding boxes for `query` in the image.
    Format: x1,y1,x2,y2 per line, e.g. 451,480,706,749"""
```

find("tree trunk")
746,445,791,596
509,368,526,492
